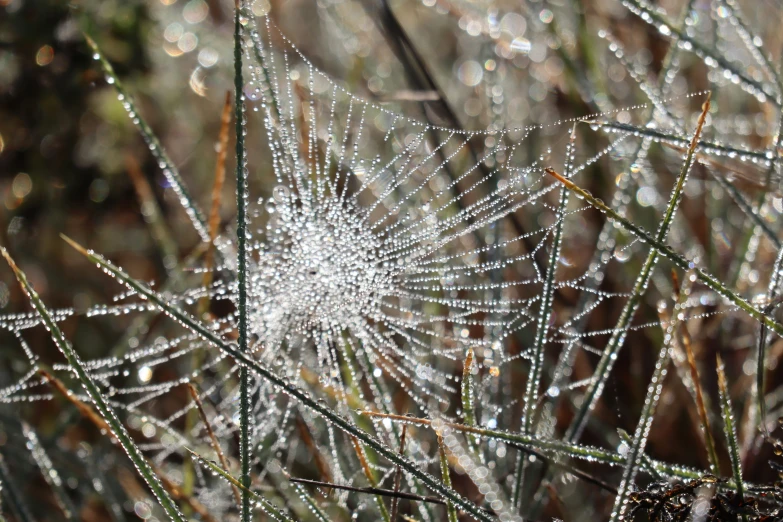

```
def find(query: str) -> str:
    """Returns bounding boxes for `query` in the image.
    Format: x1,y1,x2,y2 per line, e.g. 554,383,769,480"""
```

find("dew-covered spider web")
2,0,783,520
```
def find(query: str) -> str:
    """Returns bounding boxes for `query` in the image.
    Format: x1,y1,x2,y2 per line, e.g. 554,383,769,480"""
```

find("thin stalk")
125,155,181,278
461,348,478,451
187,383,242,506
296,417,333,485
351,436,392,522
679,291,721,474
186,448,294,522
593,120,777,169
288,477,448,506
514,126,574,510
611,272,692,521
716,355,746,514
437,435,459,522
711,171,780,249
61,236,495,522
22,422,78,521
201,90,233,312
0,249,186,522
233,2,252,521
564,94,712,442
390,425,408,521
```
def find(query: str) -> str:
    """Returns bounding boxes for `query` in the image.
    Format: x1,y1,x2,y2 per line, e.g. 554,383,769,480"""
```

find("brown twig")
187,382,241,506
296,416,333,485
390,424,407,521
199,91,232,316
288,476,446,506
672,271,721,475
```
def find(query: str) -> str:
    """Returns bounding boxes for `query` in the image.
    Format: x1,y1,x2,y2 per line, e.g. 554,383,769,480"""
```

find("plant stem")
233,3,252,521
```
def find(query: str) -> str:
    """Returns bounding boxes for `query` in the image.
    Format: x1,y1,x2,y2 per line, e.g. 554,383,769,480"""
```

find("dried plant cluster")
2,0,783,521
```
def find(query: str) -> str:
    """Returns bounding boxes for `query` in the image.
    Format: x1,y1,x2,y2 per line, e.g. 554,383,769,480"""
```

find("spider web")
1,1,782,520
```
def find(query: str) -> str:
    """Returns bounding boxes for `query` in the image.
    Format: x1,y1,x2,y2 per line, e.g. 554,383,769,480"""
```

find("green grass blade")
61,236,494,522
611,347,670,521
717,356,746,509
711,172,781,249
514,126,574,509
437,435,459,522
564,95,711,442
362,411,761,495
461,348,478,452
292,483,331,522
186,448,294,522
233,2,252,521
523,135,573,436
611,274,692,521
616,429,662,481
83,34,211,244
593,120,775,166
715,0,782,94
758,248,783,436
0,248,186,522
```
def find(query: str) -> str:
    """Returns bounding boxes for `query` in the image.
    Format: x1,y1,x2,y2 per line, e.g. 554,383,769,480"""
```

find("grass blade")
232,2,252,521
593,120,776,168
515,125,574,509
83,34,211,244
616,429,661,481
610,271,693,521
125,155,181,278
564,94,712,442
461,348,478,452
756,250,783,437
0,248,187,522
716,355,746,509
37,370,217,521
60,236,495,522
437,434,459,522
